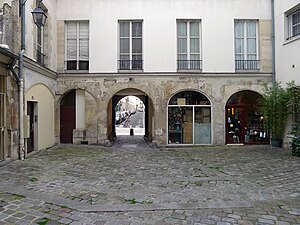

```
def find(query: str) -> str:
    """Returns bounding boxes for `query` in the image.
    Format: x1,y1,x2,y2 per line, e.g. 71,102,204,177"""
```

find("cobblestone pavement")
0,136,300,224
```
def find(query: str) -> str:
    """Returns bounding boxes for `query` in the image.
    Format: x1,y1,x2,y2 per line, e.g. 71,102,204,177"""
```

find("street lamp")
18,0,47,160
31,0,47,28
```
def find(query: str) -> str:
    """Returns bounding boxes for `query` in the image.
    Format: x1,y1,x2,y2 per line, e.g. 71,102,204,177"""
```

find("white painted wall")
76,89,85,129
275,0,300,86
56,0,271,73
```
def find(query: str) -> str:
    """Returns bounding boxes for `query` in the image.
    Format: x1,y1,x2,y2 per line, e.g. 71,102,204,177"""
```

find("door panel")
60,106,75,143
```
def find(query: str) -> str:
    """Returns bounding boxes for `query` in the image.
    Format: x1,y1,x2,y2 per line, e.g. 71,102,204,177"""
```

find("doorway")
107,89,154,142
27,101,38,153
226,91,268,144
60,90,75,143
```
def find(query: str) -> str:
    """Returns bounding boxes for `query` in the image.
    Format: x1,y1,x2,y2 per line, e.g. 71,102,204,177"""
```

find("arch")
168,89,212,106
107,88,154,141
26,83,55,98
25,83,55,152
59,89,98,144
167,90,212,145
225,90,268,145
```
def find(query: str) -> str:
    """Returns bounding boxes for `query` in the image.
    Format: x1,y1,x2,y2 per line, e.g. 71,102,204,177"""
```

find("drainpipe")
271,0,276,85
19,0,26,160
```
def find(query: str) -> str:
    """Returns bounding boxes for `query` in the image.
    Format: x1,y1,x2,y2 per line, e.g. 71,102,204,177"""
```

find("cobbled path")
0,136,299,224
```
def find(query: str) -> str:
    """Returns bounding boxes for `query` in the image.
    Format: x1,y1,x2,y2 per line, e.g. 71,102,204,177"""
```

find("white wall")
56,0,271,73
275,0,300,86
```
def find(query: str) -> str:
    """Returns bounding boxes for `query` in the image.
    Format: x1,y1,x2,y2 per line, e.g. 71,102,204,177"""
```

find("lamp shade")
31,7,47,28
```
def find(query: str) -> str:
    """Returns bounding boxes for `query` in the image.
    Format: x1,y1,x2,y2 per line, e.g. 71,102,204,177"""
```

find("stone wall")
56,74,272,146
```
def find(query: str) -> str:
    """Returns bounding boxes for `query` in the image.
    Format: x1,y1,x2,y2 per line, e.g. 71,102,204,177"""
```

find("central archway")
107,88,154,142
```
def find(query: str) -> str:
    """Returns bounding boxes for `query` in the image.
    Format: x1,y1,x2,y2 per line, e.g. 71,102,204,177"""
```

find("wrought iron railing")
177,60,202,70
118,60,143,71
235,60,260,70
36,50,45,66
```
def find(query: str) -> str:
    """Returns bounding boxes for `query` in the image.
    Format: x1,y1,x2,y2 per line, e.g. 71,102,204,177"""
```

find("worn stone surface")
0,136,299,224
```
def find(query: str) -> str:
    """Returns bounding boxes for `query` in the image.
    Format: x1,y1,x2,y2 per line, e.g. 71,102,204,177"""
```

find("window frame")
234,20,260,71
65,21,90,71
176,20,202,71
286,8,300,41
118,20,143,71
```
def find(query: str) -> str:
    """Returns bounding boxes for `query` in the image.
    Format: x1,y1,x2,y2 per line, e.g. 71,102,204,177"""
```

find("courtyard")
0,136,300,224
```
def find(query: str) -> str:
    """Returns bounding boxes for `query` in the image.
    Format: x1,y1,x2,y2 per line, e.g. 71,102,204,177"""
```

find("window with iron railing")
119,21,143,71
65,21,89,71
177,20,201,71
234,20,259,70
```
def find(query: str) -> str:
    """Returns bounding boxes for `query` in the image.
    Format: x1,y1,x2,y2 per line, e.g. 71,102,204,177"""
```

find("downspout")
19,0,26,160
271,0,276,85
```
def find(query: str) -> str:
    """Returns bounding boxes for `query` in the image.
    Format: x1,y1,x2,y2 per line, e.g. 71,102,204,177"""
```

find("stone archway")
225,90,268,145
107,88,154,142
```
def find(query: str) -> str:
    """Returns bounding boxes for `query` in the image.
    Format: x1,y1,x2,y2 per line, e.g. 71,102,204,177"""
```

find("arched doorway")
167,91,212,145
107,89,154,141
60,90,76,143
115,96,145,135
225,90,268,144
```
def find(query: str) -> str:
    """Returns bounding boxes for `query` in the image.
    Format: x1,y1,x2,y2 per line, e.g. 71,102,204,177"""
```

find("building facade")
56,0,272,146
274,0,300,143
6,0,299,161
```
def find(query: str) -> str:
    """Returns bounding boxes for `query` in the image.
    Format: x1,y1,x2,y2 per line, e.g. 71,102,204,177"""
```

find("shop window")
226,91,268,145
168,91,211,145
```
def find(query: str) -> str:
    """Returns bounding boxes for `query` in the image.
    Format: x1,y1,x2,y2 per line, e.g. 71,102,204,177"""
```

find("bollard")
130,128,134,136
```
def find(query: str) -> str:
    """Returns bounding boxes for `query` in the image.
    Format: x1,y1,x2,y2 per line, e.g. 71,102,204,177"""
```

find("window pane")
194,107,211,144
67,22,77,39
235,54,244,60
235,21,244,37
120,22,130,37
132,38,142,53
247,38,256,54
247,21,256,37
235,38,244,54
120,38,130,53
132,22,142,37
190,38,199,53
292,11,300,25
190,22,199,36
247,54,257,60
177,22,187,36
178,54,187,60
292,24,300,36
120,55,130,60
67,39,77,60
190,54,200,60
79,39,89,60
79,22,89,39
178,38,187,53
132,54,142,60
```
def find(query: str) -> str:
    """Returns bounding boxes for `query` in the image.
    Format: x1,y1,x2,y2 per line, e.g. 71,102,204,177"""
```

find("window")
286,5,300,40
118,21,143,71
177,20,201,70
168,91,211,145
234,20,259,70
65,21,89,71
36,26,45,65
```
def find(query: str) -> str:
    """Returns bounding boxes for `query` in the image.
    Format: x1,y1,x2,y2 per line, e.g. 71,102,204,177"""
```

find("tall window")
65,21,89,71
119,21,143,71
286,7,300,40
177,20,201,70
36,27,45,65
234,20,259,70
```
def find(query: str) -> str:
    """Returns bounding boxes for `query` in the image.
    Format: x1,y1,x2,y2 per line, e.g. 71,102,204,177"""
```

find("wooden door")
60,106,75,143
